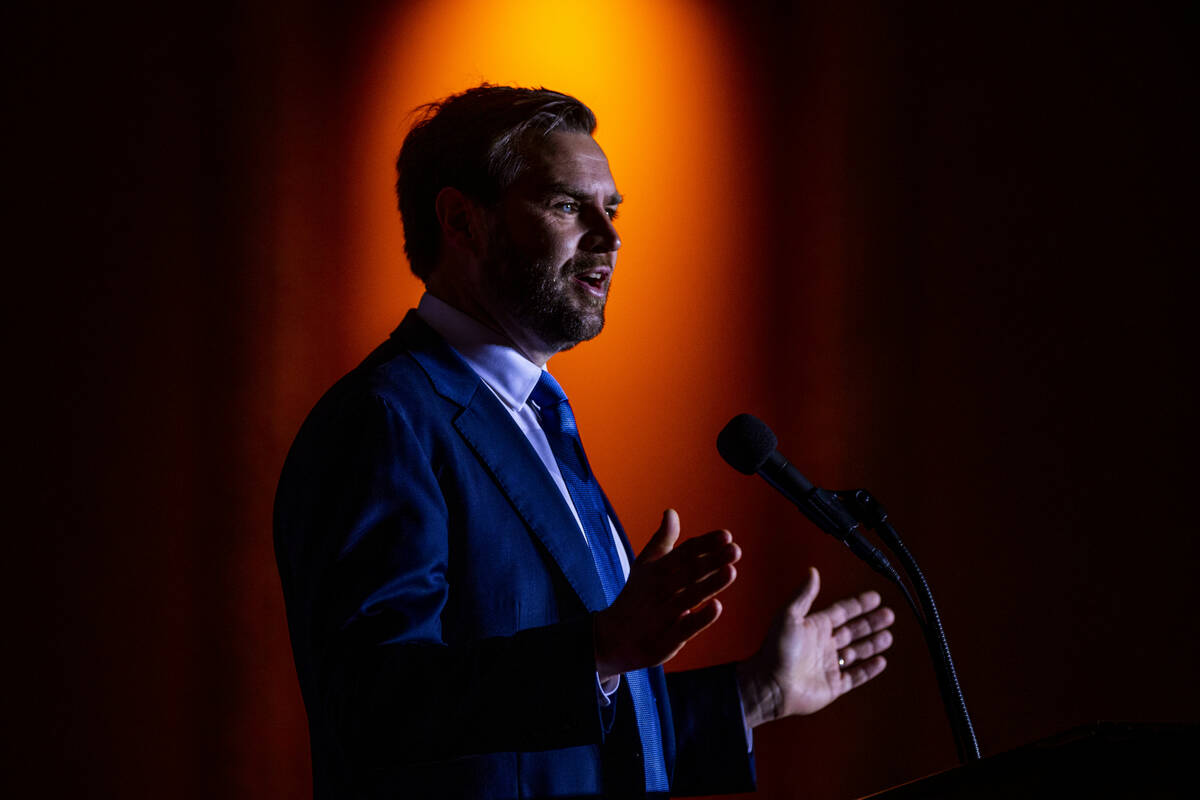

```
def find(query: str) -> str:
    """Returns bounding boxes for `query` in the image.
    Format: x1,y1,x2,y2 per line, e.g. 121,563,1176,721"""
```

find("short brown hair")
395,84,597,280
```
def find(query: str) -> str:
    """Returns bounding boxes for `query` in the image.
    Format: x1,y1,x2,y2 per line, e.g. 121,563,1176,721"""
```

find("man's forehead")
517,131,620,198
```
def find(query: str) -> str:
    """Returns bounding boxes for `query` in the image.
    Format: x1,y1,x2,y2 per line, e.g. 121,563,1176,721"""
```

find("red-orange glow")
346,0,769,556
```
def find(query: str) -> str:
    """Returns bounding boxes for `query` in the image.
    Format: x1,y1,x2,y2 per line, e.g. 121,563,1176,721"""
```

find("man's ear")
435,186,486,258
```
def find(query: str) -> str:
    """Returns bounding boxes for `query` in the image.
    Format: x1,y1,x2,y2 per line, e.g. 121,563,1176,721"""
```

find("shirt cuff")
595,671,621,707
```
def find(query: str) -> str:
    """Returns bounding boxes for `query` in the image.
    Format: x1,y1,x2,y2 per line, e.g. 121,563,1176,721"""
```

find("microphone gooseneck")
716,413,981,764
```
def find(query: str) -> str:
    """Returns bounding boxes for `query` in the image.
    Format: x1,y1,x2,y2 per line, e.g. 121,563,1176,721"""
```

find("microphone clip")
833,488,890,530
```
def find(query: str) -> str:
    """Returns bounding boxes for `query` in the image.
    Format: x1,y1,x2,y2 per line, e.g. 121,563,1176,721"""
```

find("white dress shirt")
417,293,753,747
416,292,627,701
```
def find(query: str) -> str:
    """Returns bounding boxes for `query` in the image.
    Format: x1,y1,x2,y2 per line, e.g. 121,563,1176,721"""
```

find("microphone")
719,416,982,762
717,413,894,574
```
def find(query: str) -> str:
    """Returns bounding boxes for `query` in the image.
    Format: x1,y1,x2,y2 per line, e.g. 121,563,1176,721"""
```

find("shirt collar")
416,292,545,411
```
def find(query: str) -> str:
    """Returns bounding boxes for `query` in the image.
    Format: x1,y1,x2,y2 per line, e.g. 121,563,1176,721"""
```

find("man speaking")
274,84,896,798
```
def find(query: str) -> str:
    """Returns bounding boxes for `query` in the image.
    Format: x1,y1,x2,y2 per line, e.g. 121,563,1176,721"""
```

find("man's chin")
573,308,606,342
538,311,605,353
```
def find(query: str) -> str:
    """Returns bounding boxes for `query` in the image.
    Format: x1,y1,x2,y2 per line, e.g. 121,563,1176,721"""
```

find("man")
275,84,895,799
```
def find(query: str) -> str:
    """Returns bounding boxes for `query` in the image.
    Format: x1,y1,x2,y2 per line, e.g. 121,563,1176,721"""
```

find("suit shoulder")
274,329,458,529
301,339,444,438
284,314,482,465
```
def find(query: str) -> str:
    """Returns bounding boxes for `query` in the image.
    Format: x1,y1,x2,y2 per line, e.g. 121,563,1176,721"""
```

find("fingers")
833,609,892,647
651,537,739,657
667,560,737,616
833,604,896,649
645,599,726,668
639,512,739,592
673,598,723,642
632,513,741,611
660,530,739,586
670,527,736,557
821,589,883,630
639,508,681,562
601,512,741,674
837,628,894,668
841,654,888,691
784,567,820,620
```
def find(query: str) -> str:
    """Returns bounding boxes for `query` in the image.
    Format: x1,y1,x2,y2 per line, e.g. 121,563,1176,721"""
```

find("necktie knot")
532,371,576,436
532,370,567,408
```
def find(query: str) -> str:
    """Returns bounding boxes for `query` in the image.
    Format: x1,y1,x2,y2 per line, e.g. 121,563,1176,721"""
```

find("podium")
863,722,1198,798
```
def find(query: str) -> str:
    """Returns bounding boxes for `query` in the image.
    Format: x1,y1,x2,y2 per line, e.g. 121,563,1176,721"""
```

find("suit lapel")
601,492,637,567
454,398,608,612
396,312,609,613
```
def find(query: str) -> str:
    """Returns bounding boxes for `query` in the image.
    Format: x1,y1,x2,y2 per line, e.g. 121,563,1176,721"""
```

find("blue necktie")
531,371,670,793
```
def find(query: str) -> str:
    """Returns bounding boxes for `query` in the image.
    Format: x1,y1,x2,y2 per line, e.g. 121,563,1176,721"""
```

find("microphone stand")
834,488,982,764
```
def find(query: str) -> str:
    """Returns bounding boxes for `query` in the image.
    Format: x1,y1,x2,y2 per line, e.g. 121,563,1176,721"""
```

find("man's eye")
556,201,578,213
606,207,620,221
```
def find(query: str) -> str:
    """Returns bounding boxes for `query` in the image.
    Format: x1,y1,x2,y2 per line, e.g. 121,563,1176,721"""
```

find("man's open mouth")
573,267,611,293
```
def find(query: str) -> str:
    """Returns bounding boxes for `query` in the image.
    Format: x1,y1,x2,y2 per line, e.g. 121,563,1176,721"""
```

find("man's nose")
580,208,621,253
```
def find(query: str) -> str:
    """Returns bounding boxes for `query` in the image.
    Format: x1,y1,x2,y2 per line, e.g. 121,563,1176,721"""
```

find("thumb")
786,567,821,618
638,508,680,563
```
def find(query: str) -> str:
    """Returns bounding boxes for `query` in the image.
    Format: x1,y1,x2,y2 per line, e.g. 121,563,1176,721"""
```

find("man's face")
479,131,623,356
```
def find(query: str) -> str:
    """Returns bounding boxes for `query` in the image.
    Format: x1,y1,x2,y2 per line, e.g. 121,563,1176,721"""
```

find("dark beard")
483,227,608,352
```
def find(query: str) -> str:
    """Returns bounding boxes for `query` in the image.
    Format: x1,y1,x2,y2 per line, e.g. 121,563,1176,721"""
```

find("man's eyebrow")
546,182,624,206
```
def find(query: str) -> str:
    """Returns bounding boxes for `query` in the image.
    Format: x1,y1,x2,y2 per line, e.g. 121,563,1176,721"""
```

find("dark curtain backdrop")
12,2,1196,798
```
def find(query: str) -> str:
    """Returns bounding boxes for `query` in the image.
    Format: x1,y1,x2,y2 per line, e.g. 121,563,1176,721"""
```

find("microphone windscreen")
717,413,778,475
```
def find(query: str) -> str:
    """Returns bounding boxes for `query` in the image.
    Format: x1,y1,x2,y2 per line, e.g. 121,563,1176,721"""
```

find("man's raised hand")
594,509,740,681
737,567,895,728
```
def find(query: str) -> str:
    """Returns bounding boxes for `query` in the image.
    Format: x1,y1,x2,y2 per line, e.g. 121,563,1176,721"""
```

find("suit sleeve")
275,387,605,771
666,663,757,796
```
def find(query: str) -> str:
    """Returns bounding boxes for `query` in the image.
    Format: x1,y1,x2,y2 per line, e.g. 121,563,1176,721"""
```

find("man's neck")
423,286,557,367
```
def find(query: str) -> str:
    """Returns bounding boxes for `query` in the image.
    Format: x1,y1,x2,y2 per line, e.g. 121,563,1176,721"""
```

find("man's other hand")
737,567,895,728
594,509,740,681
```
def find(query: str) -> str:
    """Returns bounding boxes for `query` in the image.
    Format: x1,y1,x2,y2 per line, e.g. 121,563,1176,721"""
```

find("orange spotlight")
347,0,766,550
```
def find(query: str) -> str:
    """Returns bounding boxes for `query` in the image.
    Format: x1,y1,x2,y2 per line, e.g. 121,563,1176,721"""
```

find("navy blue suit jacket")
274,312,755,798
